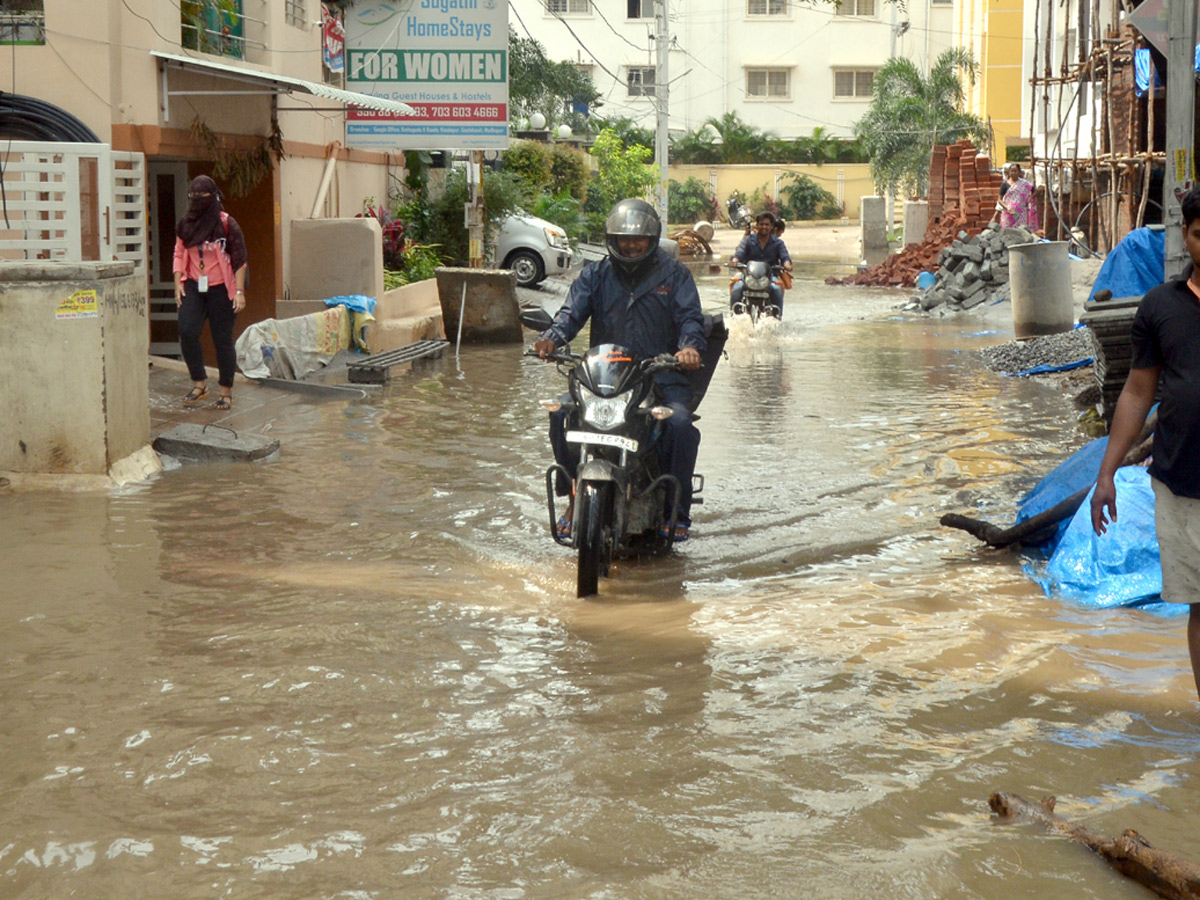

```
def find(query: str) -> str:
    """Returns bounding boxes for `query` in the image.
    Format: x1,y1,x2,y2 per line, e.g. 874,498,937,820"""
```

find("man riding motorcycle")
730,211,794,316
533,199,706,542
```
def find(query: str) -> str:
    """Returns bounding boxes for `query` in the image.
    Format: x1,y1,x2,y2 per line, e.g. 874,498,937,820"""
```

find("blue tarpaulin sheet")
1029,468,1186,616
1087,227,1164,303
1134,45,1200,96
1011,431,1185,616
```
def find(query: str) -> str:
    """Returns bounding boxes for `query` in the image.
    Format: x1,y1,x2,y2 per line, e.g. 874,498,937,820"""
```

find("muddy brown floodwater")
3,263,1199,900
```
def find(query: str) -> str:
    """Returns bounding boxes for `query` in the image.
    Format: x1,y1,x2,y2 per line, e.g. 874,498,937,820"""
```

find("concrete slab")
153,423,281,463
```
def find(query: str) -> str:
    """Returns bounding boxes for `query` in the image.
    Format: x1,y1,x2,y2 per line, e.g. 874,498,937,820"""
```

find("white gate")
0,141,146,277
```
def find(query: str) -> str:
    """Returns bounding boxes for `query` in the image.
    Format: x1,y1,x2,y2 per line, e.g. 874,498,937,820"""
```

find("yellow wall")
959,0,1026,165
667,164,875,223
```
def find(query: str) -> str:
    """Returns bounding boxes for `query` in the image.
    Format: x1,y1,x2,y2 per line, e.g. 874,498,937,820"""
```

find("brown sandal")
182,385,208,404
210,395,232,410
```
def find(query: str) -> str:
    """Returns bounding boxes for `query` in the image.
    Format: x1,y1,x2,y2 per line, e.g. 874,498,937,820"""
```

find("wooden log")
989,791,1200,900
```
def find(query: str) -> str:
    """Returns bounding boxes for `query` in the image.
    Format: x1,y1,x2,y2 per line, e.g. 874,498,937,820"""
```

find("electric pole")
655,0,670,232
1164,0,1197,276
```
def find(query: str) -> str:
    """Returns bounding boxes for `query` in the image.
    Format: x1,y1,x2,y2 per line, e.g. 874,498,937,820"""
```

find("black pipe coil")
0,92,101,142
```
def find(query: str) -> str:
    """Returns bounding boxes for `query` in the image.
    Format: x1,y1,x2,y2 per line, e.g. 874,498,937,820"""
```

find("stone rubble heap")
912,222,1039,313
831,140,1008,289
978,326,1094,375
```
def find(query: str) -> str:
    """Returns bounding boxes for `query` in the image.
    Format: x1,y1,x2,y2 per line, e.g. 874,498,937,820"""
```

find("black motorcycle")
729,260,784,323
520,308,726,597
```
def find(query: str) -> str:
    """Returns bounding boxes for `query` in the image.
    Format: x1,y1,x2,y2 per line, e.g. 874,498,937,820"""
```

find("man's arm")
774,236,793,270
670,267,706,371
1090,365,1160,535
535,261,598,357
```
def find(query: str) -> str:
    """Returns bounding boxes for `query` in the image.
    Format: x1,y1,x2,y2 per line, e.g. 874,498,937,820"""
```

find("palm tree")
670,125,719,164
854,48,988,198
795,126,838,165
704,112,773,164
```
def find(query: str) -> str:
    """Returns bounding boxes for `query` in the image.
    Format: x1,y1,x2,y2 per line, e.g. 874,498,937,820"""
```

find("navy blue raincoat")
541,249,706,391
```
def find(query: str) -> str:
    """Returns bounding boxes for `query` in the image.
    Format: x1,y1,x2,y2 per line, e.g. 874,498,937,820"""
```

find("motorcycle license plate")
566,430,638,453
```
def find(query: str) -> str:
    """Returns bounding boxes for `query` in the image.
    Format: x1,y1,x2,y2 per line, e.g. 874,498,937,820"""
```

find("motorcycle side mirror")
518,308,554,331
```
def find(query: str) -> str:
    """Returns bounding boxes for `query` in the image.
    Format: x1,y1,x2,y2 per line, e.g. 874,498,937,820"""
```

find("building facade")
511,0,955,141
1,0,401,354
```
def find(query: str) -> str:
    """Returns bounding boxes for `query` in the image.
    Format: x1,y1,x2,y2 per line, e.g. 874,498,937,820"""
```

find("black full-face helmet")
605,198,661,281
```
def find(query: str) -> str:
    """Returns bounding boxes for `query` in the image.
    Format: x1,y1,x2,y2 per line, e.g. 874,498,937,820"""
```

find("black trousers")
178,280,238,388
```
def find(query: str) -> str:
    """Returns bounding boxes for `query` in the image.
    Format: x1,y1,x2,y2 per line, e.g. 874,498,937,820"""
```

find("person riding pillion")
533,199,706,541
730,211,793,315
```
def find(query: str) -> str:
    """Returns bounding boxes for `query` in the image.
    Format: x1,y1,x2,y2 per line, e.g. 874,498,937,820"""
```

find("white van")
496,212,572,287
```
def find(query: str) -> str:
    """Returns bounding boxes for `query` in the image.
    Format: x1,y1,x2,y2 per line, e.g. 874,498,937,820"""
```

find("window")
746,68,790,99
747,0,788,15
833,68,874,98
546,0,590,14
627,0,652,18
285,0,305,28
181,0,245,58
0,0,44,45
627,66,656,97
834,0,876,16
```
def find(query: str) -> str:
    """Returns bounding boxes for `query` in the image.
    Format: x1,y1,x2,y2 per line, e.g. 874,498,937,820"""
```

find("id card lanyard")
198,245,209,293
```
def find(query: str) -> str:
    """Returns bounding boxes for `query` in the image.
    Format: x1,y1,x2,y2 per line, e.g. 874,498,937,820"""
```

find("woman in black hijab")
172,175,248,410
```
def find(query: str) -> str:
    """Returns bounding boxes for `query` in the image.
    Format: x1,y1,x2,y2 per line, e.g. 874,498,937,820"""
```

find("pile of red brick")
831,141,1006,288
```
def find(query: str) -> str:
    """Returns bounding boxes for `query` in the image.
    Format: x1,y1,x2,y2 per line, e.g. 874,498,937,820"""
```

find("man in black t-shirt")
1092,186,1200,702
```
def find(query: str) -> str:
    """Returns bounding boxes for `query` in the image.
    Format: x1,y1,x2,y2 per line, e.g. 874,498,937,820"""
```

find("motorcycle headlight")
745,274,770,290
579,385,632,431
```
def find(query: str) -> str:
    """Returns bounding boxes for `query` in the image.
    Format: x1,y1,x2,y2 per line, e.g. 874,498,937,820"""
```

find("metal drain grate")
347,340,450,383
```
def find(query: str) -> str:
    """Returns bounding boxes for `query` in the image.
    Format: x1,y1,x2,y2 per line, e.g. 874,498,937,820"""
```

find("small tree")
854,48,988,198
583,128,658,239
508,29,599,130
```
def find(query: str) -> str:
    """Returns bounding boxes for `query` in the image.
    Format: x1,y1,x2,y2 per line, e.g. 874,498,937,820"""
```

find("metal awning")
152,50,415,122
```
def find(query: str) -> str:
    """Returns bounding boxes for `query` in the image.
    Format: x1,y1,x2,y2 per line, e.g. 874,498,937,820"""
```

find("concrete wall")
0,261,148,475
668,164,874,223
367,279,446,353
284,218,385,318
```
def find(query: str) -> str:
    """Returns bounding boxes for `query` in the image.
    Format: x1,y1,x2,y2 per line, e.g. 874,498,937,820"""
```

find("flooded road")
4,264,1198,899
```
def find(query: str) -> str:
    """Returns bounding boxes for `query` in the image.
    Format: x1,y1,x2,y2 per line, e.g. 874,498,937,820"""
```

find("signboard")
1127,0,1200,57
344,0,509,151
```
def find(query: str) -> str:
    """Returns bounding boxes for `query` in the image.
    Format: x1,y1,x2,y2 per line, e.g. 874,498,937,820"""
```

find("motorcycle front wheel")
576,482,613,597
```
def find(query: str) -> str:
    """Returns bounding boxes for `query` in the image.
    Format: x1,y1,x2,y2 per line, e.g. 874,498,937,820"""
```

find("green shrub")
384,242,442,289
778,173,841,220
548,144,589,201
503,140,553,202
530,191,585,243
668,177,718,224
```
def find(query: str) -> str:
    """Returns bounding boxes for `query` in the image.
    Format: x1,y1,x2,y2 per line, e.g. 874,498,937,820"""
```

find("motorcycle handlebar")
643,353,683,373
523,346,580,363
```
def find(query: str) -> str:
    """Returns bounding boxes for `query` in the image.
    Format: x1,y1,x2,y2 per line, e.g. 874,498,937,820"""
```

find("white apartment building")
510,0,957,141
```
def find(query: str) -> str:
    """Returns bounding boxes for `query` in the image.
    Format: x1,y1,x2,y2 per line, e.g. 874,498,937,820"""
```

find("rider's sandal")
556,516,572,538
182,385,208,404
658,524,689,542
210,395,232,411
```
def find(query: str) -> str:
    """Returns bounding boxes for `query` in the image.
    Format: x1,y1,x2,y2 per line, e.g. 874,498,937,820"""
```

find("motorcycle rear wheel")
576,482,613,597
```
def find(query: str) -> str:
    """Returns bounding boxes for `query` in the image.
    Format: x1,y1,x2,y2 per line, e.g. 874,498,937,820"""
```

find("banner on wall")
343,0,509,151
322,3,345,74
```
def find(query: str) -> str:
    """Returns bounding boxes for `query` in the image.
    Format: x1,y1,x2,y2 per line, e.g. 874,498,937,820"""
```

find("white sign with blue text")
344,0,509,151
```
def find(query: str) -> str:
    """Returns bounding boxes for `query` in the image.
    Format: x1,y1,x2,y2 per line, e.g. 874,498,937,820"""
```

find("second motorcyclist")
730,211,794,315
533,199,706,542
